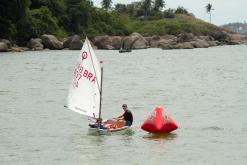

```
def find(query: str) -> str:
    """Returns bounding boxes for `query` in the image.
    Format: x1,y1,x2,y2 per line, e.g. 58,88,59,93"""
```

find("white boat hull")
88,126,130,135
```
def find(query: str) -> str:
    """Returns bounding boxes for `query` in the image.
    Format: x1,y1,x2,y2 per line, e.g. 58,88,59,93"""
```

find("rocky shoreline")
0,32,247,52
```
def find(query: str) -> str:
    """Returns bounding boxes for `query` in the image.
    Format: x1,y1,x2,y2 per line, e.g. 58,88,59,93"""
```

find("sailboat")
65,37,130,135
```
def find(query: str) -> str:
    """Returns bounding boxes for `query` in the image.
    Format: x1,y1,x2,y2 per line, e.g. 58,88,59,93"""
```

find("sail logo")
72,63,97,88
82,51,88,61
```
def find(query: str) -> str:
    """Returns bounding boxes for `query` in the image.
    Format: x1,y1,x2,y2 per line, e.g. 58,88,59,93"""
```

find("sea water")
0,45,246,165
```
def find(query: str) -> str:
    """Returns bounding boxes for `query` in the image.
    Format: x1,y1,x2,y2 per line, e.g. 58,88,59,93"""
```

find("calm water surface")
0,45,247,165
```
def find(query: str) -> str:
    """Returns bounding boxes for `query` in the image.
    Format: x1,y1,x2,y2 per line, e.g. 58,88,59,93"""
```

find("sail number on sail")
72,51,97,88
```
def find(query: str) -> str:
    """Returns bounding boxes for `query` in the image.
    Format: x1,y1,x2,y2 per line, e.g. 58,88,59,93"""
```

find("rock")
93,35,122,49
11,46,29,52
228,33,247,44
208,41,218,47
0,42,8,52
196,35,212,41
63,36,73,48
104,45,114,50
41,34,63,50
149,36,161,47
210,31,232,44
157,35,178,49
161,35,177,40
177,33,194,42
63,35,83,50
158,39,175,49
123,32,148,49
190,39,210,48
174,42,194,49
27,38,44,50
0,39,11,48
159,42,174,49
144,36,152,45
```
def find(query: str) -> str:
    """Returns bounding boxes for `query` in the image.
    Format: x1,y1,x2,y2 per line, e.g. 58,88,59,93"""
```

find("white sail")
66,38,101,118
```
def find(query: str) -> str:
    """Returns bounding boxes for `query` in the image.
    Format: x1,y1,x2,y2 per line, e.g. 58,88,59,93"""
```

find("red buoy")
141,106,178,133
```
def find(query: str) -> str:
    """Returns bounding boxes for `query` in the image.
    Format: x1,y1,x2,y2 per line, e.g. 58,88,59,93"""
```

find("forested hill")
1,0,130,42
0,0,228,44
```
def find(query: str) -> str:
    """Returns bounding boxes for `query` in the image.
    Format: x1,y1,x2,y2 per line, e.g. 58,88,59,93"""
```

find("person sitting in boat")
114,104,133,128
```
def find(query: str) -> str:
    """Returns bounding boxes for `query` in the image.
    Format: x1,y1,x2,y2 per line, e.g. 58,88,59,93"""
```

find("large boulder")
210,31,233,44
159,39,175,49
63,35,83,50
27,38,44,50
11,46,29,52
41,34,63,50
93,35,122,49
174,42,194,49
0,39,11,49
0,42,8,52
149,36,161,47
158,35,178,49
190,39,210,48
228,33,247,44
123,32,149,49
177,33,194,42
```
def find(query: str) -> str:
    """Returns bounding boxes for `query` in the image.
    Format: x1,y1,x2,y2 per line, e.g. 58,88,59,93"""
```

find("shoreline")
1,32,247,53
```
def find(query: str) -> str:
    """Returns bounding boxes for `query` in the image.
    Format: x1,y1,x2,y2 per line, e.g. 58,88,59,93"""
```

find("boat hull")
88,126,130,135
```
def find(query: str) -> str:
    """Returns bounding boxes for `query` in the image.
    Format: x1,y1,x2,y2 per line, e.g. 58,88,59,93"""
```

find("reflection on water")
143,132,178,141
202,126,224,131
122,128,135,136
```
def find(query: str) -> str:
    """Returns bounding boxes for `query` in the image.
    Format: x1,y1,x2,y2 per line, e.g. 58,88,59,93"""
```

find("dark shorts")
125,120,132,126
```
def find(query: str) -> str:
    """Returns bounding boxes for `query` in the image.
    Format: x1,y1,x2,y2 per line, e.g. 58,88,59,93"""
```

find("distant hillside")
221,23,247,36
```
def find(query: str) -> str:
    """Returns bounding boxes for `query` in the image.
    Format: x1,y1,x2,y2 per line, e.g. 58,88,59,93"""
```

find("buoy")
141,106,178,133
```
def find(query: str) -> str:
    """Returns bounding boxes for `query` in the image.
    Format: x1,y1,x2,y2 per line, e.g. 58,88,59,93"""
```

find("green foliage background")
0,0,220,43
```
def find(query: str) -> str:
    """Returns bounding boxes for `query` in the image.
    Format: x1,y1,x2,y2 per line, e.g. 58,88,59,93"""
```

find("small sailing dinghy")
65,37,130,135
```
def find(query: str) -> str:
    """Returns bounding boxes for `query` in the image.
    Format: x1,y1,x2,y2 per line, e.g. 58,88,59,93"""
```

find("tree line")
1,0,214,45
0,0,129,44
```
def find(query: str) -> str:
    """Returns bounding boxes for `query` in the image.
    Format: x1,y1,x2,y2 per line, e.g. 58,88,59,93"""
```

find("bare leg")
114,119,125,128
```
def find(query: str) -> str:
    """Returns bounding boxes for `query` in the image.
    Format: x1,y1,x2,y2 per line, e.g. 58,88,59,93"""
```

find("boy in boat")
114,104,133,128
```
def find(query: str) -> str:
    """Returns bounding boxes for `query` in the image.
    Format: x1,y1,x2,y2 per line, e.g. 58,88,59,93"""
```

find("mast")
98,61,103,123
85,37,102,120
85,37,103,128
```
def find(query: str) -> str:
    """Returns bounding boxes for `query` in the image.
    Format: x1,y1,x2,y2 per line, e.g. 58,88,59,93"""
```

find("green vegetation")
0,0,221,43
130,14,219,36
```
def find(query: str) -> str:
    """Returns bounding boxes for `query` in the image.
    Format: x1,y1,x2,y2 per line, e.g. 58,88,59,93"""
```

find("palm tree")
101,0,112,11
206,3,213,23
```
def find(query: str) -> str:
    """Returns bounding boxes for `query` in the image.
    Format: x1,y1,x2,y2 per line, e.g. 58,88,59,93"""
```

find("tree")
128,2,143,17
16,0,30,19
114,3,127,14
175,6,188,14
101,0,112,11
142,0,152,17
163,8,175,18
153,0,165,12
206,3,213,23
66,1,91,34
